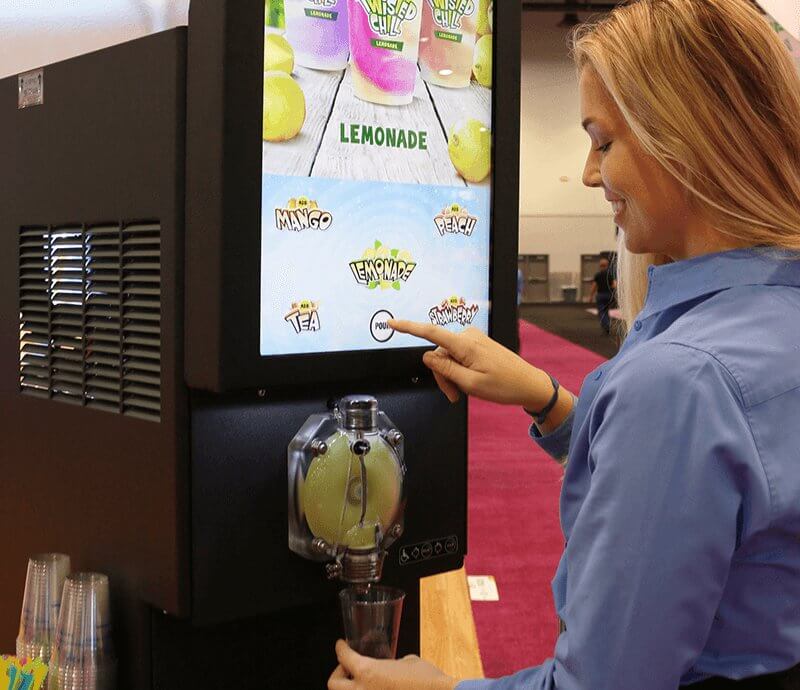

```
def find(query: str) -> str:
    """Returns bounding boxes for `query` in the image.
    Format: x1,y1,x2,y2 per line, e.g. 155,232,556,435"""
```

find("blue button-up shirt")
459,247,800,690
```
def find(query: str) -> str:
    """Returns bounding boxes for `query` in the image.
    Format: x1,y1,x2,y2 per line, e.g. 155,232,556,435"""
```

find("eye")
596,142,612,153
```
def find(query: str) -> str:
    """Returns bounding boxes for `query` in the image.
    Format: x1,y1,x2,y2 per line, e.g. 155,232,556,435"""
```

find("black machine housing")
0,1,520,687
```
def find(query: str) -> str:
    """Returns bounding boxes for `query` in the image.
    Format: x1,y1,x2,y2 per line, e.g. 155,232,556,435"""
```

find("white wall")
519,11,616,299
0,0,189,79
759,0,799,39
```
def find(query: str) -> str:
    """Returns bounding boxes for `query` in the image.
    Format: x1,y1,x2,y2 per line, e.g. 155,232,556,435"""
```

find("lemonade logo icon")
275,196,334,232
357,0,419,38
429,296,479,326
427,0,475,30
349,240,417,290
434,203,478,237
285,299,321,333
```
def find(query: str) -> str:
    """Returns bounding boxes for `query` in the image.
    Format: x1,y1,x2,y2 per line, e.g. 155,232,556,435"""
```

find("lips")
610,199,625,215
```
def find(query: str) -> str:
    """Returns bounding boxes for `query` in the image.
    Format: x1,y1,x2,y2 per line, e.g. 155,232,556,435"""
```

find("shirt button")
634,320,643,331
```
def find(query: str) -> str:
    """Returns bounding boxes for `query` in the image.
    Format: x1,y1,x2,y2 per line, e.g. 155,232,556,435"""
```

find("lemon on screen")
448,119,491,183
264,33,294,74
473,34,493,88
302,433,402,550
263,71,305,142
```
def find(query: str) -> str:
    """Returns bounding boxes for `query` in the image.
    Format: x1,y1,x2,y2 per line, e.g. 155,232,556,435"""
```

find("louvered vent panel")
85,225,123,414
50,227,85,404
19,227,51,397
18,222,162,422
122,223,161,421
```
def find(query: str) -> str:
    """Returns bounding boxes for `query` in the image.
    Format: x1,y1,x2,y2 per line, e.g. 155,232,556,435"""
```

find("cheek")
607,146,679,222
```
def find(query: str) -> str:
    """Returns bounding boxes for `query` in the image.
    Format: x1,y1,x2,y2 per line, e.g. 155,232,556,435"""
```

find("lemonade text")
349,258,417,286
340,122,428,150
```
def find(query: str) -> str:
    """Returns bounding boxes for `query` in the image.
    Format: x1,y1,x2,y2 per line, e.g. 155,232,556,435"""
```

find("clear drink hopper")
288,395,406,583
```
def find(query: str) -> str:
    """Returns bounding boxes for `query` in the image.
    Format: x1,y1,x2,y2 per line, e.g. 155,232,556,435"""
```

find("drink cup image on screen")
301,431,403,549
418,0,479,88
348,0,424,106
285,0,350,71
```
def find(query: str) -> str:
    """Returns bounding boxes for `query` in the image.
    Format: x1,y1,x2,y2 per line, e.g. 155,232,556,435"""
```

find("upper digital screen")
261,0,494,356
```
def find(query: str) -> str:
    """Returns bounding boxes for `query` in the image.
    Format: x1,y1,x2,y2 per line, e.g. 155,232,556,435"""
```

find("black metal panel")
491,0,523,353
185,0,522,391
0,30,189,690
191,384,466,625
151,583,421,689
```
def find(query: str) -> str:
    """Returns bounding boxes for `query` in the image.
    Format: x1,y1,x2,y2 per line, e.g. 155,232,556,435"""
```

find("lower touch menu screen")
260,0,494,356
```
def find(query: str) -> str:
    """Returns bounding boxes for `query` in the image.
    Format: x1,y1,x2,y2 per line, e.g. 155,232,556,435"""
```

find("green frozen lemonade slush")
348,0,424,106
285,0,350,70
419,0,479,88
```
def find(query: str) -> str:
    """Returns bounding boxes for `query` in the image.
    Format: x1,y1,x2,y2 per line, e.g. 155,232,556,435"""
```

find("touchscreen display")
261,0,494,355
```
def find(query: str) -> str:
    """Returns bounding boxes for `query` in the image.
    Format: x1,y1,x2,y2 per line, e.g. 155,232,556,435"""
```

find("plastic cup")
348,0,424,105
284,0,350,70
48,573,117,690
16,553,71,662
418,0,479,88
339,585,405,659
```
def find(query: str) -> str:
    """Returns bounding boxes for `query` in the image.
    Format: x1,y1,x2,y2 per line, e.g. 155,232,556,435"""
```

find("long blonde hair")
572,0,800,334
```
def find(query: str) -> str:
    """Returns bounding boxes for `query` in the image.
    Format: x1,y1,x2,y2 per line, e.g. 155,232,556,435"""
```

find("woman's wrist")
520,366,576,433
521,366,556,411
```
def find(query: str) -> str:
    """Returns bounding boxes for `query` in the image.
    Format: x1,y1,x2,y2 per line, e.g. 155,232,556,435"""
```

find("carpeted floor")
465,320,607,680
519,303,622,360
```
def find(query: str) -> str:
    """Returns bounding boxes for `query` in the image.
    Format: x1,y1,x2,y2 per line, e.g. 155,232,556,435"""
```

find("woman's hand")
328,640,458,690
388,319,553,410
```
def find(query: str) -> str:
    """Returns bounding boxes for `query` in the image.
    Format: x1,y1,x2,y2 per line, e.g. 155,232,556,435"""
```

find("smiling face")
579,66,696,257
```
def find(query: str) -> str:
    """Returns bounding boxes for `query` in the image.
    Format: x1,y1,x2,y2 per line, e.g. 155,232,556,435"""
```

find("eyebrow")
581,117,595,131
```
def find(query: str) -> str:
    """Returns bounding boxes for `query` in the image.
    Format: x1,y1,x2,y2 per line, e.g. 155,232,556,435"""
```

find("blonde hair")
572,0,800,334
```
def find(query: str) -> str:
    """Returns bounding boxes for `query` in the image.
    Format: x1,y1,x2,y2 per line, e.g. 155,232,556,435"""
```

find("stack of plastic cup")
16,554,71,662
48,573,117,690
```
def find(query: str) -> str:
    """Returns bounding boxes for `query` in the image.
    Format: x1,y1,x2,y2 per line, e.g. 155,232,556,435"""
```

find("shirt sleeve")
458,342,770,690
529,393,577,464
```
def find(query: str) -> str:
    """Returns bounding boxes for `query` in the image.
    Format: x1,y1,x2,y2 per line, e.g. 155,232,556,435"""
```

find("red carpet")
465,320,607,679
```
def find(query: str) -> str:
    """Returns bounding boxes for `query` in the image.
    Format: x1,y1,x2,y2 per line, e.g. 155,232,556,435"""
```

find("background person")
328,0,800,688
586,256,616,334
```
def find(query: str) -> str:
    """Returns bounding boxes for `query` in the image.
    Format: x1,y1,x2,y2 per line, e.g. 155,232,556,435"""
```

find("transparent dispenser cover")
288,396,406,564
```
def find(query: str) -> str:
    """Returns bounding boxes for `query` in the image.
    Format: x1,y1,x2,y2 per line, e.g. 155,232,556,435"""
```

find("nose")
582,151,602,189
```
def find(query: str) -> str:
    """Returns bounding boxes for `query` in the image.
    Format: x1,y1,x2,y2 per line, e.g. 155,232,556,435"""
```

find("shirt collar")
641,246,800,318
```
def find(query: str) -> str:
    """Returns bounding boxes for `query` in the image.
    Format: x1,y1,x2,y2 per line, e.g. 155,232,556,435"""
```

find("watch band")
524,374,560,425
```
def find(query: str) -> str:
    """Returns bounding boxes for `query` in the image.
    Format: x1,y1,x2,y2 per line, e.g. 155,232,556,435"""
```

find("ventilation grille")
19,222,162,422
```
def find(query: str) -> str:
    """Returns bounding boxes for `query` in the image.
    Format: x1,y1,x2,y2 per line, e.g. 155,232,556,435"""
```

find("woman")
328,0,800,688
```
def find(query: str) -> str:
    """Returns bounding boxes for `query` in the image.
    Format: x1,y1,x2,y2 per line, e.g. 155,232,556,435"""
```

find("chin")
621,228,653,255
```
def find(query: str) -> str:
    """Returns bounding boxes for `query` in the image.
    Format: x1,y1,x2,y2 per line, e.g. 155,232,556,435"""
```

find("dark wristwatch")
524,374,560,425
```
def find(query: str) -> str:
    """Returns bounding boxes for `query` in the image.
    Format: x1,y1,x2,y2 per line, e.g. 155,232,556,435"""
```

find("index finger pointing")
388,320,469,359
